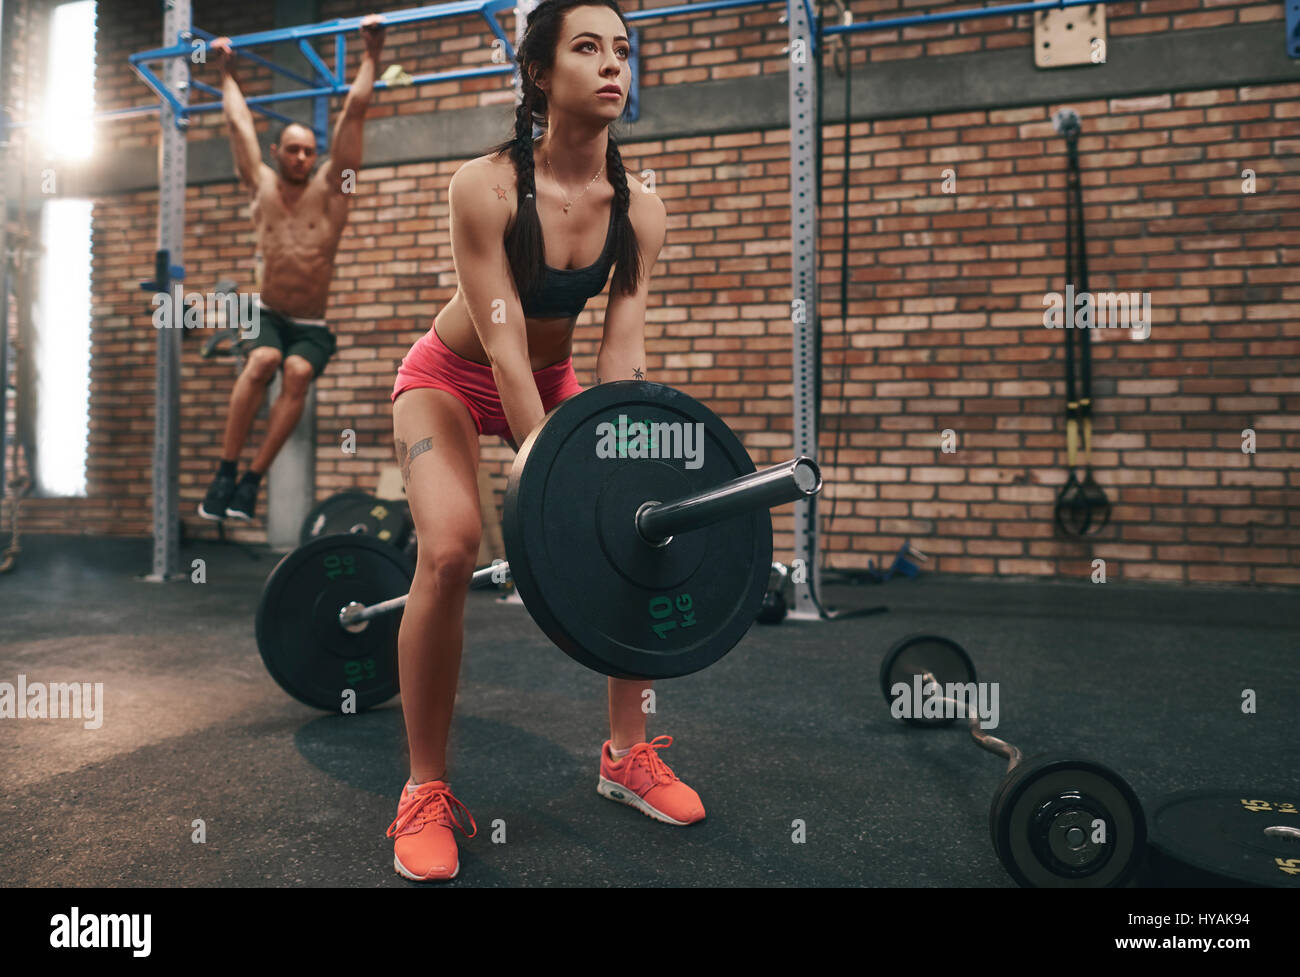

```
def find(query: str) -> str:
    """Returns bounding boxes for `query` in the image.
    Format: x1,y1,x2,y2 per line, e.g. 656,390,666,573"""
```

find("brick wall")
5,0,1297,587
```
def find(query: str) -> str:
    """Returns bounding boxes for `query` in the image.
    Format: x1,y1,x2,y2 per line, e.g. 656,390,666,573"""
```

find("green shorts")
243,302,338,378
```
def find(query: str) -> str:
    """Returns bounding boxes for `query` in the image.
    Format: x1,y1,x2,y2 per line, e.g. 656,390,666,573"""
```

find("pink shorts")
392,324,584,440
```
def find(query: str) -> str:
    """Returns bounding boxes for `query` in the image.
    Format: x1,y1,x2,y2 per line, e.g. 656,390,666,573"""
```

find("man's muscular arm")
212,38,269,192
324,14,385,191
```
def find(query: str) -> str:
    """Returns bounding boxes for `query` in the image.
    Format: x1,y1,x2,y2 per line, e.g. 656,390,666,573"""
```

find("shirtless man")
199,15,386,522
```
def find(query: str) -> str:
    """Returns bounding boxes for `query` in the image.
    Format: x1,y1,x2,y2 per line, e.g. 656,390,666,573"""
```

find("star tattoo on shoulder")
492,184,508,200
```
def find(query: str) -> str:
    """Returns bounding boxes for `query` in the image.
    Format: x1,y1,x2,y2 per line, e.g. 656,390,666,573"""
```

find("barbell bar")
337,454,820,630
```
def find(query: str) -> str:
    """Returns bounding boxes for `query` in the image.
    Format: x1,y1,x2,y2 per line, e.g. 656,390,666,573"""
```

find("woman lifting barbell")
386,0,701,883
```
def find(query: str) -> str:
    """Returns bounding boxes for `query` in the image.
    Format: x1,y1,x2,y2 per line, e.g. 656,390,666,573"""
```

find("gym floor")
3,535,1295,887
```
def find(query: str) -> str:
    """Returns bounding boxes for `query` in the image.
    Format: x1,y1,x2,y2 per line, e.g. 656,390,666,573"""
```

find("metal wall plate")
1035,6,1108,68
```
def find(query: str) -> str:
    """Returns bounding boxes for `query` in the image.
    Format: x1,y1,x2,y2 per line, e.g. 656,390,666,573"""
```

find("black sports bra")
519,206,616,319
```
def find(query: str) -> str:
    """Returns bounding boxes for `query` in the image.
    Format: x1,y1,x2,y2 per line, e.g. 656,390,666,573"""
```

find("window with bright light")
42,1,96,161
33,1,96,497
33,201,93,498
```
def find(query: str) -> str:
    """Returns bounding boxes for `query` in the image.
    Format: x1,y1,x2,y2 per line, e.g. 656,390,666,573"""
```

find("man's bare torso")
250,162,349,320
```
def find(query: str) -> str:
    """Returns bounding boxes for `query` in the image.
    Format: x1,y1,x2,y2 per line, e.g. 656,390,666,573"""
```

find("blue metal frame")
188,26,320,89
118,0,795,135
6,0,1142,138
125,0,520,133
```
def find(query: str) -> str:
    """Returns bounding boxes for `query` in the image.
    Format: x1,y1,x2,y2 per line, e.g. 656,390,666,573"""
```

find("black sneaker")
199,473,236,521
226,477,260,521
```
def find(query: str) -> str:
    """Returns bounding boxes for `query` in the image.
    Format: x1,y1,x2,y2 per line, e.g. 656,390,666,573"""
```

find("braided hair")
487,0,642,303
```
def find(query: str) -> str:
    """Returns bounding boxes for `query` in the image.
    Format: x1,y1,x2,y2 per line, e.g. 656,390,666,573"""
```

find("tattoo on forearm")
595,368,645,383
395,436,433,485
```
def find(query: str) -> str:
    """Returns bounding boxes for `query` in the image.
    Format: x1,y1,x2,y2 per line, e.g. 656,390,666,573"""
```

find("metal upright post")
787,0,822,618
147,0,190,581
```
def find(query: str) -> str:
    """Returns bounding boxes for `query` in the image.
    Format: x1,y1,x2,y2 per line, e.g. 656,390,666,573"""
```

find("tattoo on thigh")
396,436,433,485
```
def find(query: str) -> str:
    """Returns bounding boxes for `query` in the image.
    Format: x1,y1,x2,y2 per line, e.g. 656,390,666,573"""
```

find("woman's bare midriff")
433,289,576,372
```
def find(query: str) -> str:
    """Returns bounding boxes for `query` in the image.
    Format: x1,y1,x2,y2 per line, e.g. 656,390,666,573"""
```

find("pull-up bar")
127,0,519,133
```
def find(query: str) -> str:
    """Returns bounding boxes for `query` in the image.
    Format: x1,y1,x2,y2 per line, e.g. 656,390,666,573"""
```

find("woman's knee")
417,537,483,589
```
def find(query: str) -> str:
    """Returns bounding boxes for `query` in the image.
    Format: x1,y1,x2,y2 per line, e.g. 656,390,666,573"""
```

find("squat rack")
11,0,1122,595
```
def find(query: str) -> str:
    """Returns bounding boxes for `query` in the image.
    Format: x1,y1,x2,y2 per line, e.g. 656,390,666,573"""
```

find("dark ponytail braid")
497,85,545,300
603,130,642,299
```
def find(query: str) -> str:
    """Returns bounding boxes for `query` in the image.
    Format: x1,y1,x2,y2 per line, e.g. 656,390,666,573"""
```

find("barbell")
879,635,1147,888
255,381,823,710
335,455,817,630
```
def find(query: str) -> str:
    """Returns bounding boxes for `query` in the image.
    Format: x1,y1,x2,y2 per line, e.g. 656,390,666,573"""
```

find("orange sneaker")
386,779,477,881
597,735,705,826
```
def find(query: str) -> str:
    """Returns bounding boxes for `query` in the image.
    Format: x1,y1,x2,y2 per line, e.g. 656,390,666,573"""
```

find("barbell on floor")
879,635,1147,888
256,381,823,710
335,455,819,631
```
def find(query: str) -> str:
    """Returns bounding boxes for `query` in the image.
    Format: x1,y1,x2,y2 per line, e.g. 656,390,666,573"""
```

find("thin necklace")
545,151,604,214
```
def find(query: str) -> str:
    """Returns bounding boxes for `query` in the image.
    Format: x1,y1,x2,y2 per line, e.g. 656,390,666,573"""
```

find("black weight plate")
990,754,1146,888
256,534,412,711
300,491,373,544
502,380,771,679
318,497,410,549
879,633,976,727
1147,789,1300,888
